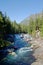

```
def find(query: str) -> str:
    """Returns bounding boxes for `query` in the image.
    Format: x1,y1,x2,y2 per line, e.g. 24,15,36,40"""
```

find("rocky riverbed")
29,38,43,65
0,34,43,65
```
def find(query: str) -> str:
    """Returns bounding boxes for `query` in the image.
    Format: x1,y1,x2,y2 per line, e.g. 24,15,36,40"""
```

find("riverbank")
29,37,43,65
0,34,43,65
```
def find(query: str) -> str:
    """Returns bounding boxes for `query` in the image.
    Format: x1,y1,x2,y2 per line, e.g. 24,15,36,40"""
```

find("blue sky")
0,0,43,23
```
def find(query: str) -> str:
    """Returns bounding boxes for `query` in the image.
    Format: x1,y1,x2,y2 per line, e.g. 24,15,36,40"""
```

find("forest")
0,11,43,49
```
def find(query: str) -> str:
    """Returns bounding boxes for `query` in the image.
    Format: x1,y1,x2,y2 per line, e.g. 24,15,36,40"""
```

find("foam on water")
0,34,33,65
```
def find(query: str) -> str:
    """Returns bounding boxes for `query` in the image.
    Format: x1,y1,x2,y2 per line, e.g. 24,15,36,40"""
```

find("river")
0,34,36,65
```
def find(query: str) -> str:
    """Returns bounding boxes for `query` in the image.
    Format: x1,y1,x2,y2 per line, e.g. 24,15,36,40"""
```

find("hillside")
20,17,30,25
20,12,43,25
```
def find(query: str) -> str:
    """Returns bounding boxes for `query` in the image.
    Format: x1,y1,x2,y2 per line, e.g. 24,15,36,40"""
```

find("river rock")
31,38,43,65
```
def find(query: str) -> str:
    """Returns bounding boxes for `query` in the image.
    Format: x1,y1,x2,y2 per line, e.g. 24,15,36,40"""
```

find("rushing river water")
0,34,35,65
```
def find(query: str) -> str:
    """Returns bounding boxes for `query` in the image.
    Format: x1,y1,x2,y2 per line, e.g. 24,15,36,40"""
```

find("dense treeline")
0,11,43,47
0,11,43,38
0,12,12,39
0,11,27,39
0,11,13,48
0,11,43,49
0,11,43,39
27,13,43,37
0,11,27,49
20,13,43,37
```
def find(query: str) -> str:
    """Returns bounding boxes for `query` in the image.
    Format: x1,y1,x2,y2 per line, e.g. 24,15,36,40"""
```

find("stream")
0,34,36,65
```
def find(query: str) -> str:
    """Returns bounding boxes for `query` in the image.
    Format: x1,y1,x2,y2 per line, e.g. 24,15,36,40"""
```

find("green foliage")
0,11,43,49
0,39,10,49
26,14,43,37
0,11,28,49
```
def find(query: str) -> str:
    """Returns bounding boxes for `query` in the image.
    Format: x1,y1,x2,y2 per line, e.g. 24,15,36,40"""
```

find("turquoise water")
0,34,35,65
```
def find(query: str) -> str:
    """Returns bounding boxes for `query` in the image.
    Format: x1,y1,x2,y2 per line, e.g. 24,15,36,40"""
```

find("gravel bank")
30,38,43,65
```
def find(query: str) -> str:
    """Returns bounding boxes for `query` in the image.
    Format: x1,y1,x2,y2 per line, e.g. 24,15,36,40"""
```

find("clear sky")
0,0,43,23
